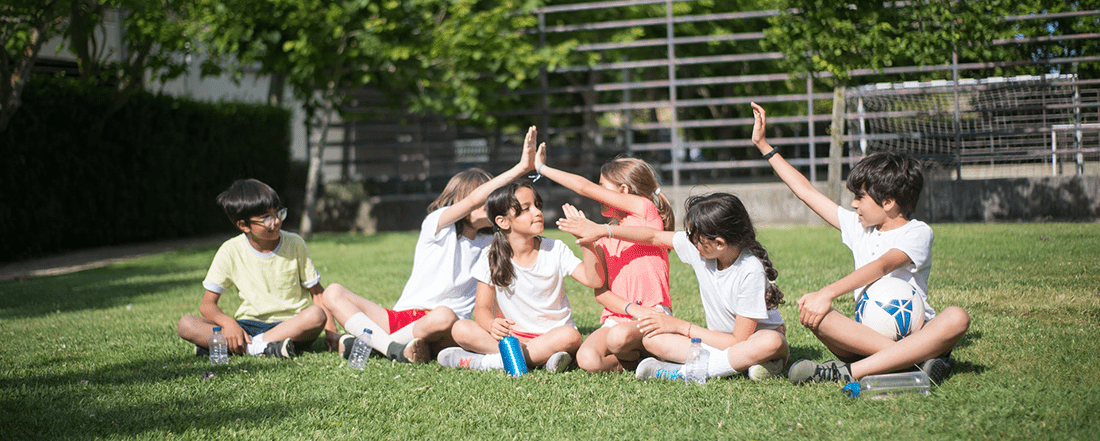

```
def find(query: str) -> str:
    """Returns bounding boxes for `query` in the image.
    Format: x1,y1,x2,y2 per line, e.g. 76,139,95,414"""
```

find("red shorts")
386,308,429,332
510,330,542,344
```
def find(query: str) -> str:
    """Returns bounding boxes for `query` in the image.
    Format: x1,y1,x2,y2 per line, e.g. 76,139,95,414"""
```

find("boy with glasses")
177,179,338,359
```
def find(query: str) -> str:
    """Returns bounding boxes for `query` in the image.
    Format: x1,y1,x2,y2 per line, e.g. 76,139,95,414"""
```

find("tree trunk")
299,92,336,238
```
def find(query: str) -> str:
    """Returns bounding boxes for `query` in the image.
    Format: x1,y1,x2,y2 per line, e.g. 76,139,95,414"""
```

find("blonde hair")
429,168,492,235
600,158,675,231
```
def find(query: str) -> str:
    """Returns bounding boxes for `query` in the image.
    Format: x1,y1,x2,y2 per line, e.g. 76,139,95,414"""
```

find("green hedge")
0,76,291,262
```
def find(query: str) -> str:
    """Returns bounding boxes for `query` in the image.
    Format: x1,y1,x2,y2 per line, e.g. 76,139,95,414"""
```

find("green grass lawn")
2,223,1098,440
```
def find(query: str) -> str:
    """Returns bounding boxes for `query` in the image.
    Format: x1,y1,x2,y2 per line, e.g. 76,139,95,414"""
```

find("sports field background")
1,223,1097,439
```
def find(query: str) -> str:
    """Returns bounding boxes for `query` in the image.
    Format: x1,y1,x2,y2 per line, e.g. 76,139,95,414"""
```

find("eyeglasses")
247,207,288,227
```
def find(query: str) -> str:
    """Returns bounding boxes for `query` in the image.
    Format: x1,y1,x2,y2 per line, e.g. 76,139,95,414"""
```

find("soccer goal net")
846,74,1100,178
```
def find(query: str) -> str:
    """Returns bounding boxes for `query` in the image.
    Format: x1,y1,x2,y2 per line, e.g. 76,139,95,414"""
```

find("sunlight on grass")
1,223,1098,439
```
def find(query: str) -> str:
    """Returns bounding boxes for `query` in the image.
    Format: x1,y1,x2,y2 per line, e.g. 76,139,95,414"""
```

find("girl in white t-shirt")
439,180,604,372
322,127,538,364
557,193,789,381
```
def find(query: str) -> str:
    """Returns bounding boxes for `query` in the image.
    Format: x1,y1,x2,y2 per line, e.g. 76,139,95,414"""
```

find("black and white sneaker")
193,344,209,357
262,338,296,359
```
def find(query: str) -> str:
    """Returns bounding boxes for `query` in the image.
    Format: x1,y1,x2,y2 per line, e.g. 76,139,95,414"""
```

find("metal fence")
314,1,1100,194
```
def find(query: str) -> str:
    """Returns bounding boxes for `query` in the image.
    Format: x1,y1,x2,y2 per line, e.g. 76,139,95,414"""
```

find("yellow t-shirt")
202,231,321,322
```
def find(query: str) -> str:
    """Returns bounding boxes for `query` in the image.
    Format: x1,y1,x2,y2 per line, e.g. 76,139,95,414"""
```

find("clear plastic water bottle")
843,371,931,399
209,326,229,365
348,329,373,370
682,338,708,385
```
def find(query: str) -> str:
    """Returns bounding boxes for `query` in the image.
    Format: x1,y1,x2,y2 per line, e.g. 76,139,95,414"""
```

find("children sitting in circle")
439,180,604,372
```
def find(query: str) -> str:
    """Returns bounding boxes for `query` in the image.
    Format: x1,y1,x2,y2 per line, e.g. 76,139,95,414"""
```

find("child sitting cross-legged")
439,180,604,373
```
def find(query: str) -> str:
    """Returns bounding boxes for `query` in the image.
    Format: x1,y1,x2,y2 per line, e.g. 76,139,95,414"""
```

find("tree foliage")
0,0,68,131
763,0,1098,82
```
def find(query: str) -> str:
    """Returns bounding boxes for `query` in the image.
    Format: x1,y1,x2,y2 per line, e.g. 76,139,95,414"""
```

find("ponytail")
745,240,784,310
652,191,675,232
488,226,515,288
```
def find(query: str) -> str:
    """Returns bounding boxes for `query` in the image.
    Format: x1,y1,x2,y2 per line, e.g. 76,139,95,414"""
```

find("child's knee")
575,346,602,371
605,325,639,353
940,306,971,334
300,305,327,327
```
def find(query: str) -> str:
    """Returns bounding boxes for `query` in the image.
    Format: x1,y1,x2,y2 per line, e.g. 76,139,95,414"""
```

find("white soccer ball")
854,277,926,341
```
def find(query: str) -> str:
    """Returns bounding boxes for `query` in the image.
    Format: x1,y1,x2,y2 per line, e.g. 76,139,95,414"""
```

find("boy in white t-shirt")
750,103,971,385
177,179,338,359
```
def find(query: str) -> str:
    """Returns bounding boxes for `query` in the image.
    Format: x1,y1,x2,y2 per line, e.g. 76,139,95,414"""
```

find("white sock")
389,323,416,345
345,312,394,352
246,333,267,356
706,348,738,378
480,352,504,370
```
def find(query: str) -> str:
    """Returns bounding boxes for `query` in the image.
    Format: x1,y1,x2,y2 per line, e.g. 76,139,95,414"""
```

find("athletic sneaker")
635,357,684,381
193,344,209,357
438,347,486,370
338,334,357,360
747,358,785,381
919,357,952,385
787,359,853,384
544,351,572,373
262,338,296,359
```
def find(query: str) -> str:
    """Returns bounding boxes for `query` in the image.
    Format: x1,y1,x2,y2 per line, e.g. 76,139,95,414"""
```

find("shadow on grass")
0,352,319,440
0,247,214,320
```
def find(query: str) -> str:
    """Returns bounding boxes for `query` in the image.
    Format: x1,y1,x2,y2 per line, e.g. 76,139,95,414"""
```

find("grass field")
1,223,1098,440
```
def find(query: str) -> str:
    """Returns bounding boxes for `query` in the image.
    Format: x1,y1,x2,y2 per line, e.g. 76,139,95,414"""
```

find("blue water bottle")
498,336,528,376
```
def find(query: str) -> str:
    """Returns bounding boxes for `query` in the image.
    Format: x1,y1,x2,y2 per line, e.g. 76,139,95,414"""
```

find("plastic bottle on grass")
348,329,373,370
682,338,708,385
843,371,931,399
209,327,229,365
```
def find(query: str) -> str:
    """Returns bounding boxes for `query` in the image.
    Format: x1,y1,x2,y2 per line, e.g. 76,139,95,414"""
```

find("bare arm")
472,281,512,340
556,203,675,247
570,243,605,289
535,143,651,217
199,290,250,354
797,248,913,329
436,126,538,232
751,102,840,229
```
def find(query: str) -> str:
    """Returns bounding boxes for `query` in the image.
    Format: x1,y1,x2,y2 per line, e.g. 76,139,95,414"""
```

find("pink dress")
596,201,672,324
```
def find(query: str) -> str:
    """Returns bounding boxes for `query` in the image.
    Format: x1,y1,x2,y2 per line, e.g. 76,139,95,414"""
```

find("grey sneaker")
635,357,684,381
338,334,357,360
788,359,853,384
919,357,952,385
262,338,296,359
193,344,209,357
544,351,572,373
747,358,785,381
438,347,485,370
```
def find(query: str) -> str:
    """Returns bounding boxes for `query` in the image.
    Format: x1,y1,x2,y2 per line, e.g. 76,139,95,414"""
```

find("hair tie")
653,187,661,196
530,164,544,182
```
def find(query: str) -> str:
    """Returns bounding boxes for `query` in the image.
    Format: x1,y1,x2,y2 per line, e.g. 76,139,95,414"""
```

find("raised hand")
535,141,547,170
751,102,769,151
556,204,604,244
519,126,537,172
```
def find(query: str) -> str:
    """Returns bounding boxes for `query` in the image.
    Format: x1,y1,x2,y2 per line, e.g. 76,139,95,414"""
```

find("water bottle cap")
362,328,373,334
691,338,702,344
842,382,861,398
213,326,222,332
